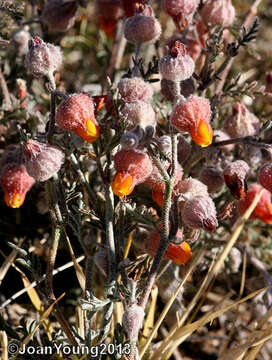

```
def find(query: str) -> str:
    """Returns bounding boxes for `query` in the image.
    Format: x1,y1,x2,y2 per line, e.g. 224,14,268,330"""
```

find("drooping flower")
23,139,64,182
56,93,100,142
200,0,235,27
223,160,249,199
238,184,272,224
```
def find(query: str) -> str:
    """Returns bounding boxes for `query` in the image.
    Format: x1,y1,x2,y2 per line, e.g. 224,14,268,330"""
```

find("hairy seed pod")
25,36,62,77
56,93,100,142
259,163,272,193
159,41,195,82
122,101,156,129
223,103,260,138
23,139,64,182
200,0,235,27
238,184,272,224
0,164,35,208
124,5,161,43
223,160,249,199
199,166,224,194
182,196,218,231
41,0,78,33
118,77,153,103
122,304,145,341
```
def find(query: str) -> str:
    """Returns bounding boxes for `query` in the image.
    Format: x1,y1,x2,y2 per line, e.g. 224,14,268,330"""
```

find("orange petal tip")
112,172,135,197
4,192,25,208
190,120,213,147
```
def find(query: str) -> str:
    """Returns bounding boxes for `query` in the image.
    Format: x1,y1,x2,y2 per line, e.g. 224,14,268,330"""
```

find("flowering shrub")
1,1,272,360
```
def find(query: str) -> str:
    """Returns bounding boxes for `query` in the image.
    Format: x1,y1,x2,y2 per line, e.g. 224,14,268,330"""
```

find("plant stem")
213,136,272,149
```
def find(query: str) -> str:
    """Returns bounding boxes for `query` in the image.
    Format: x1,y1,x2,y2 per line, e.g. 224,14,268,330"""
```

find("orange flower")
165,241,192,265
190,119,213,147
92,95,107,114
75,117,100,143
4,192,25,208
112,172,135,197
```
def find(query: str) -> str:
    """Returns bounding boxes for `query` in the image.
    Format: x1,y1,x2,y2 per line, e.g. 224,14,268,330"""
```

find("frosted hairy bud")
162,0,199,17
223,103,260,138
41,0,77,32
213,130,234,152
124,5,161,43
178,177,208,201
56,93,100,142
259,163,272,193
23,139,64,182
122,304,145,341
223,160,249,199
25,36,62,77
118,77,153,103
159,41,195,82
170,95,213,147
200,0,235,27
182,196,218,232
177,135,191,164
199,166,224,194
122,101,156,129
0,164,35,208
238,184,272,224
164,34,201,61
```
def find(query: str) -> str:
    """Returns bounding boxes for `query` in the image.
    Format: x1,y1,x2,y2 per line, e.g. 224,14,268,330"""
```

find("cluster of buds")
170,95,213,147
25,36,62,79
238,184,272,224
56,93,100,142
0,145,35,208
223,160,249,199
200,0,235,27
23,139,64,182
96,0,124,38
223,103,260,138
145,228,192,265
162,0,200,30
124,4,161,44
112,149,153,197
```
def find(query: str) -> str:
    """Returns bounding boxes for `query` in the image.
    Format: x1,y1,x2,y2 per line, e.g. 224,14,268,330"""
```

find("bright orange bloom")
112,172,135,197
75,117,100,143
4,192,25,208
190,119,213,147
165,241,192,265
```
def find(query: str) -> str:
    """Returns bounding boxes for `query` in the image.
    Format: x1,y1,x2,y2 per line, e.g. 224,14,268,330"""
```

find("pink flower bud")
124,5,161,43
213,130,234,152
159,41,195,82
199,166,224,194
238,184,272,224
23,139,64,182
182,196,218,231
122,304,145,341
200,0,235,27
259,163,272,193
223,103,260,138
56,93,100,142
25,36,62,77
114,149,153,186
177,177,208,200
164,34,201,61
41,0,77,32
223,160,249,199
177,135,192,164
162,0,199,17
118,77,153,103
0,164,35,208
121,101,156,129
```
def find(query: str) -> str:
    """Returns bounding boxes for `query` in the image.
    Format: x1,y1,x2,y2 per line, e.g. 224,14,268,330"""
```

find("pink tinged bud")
200,0,235,27
114,149,153,185
223,160,249,199
199,166,224,194
159,42,195,82
122,101,156,129
164,35,201,62
182,196,218,232
177,135,192,164
177,177,208,200
0,164,35,208
171,95,211,132
122,304,145,341
223,103,260,138
41,0,78,33
238,184,272,224
118,77,153,103
124,5,161,43
25,36,63,77
23,139,64,182
162,0,199,17
259,163,272,193
56,93,100,142
213,130,234,152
